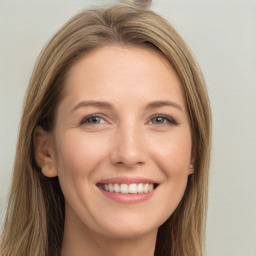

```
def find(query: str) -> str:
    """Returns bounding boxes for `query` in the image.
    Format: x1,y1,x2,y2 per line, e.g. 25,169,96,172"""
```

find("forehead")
62,45,185,108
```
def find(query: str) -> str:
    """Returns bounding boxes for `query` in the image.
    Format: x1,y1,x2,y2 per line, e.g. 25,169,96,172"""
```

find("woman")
0,4,211,256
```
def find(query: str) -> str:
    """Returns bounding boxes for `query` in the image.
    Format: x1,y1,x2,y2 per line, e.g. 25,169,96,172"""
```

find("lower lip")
99,188,156,204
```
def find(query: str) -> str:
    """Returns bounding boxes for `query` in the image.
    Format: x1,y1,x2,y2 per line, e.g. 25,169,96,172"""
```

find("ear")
188,162,194,175
33,126,58,177
188,150,196,175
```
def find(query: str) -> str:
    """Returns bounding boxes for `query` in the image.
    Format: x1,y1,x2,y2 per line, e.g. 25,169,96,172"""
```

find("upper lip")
96,176,159,185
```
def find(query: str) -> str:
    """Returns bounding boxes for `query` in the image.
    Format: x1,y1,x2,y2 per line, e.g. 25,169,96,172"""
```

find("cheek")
150,129,192,177
149,131,192,221
54,131,112,213
57,132,106,167
55,131,111,181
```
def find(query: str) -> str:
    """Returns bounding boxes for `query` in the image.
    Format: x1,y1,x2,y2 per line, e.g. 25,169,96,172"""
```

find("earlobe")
41,163,58,178
33,126,58,177
188,150,196,175
188,163,194,175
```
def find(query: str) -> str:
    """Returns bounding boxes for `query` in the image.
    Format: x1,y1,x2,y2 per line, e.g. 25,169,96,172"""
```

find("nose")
110,124,147,168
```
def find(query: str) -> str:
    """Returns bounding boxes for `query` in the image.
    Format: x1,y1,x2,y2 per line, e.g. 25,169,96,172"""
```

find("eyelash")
80,113,179,126
80,114,107,125
149,114,179,126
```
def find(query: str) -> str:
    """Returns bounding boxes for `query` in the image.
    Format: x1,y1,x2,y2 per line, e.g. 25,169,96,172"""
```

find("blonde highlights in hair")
1,4,211,256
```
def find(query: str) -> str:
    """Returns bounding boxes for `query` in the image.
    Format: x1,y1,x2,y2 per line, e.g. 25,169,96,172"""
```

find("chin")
89,209,167,240
100,223,158,240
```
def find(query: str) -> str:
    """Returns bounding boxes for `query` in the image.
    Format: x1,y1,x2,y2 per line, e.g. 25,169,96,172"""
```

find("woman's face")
50,46,193,239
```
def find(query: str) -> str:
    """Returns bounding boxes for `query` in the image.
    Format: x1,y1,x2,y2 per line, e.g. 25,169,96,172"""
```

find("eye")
149,115,178,126
80,114,106,125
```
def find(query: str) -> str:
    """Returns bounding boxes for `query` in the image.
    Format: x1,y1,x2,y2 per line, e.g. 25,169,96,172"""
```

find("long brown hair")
0,4,211,256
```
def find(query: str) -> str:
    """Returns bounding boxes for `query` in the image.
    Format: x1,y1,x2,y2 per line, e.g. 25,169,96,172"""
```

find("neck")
61,213,157,256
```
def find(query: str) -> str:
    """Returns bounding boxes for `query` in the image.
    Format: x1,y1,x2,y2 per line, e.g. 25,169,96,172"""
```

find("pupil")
154,117,164,124
90,117,99,123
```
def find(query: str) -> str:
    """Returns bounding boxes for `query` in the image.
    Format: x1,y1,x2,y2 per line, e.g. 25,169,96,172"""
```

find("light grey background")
1,0,255,255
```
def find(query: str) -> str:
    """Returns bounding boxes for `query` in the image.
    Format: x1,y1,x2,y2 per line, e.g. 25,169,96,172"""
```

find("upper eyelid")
150,114,172,118
149,113,176,120
80,113,178,124
148,114,179,125
80,113,108,124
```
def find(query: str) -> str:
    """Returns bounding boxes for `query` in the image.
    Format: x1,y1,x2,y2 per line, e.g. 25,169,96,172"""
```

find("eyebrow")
146,100,183,112
71,101,114,113
71,100,183,113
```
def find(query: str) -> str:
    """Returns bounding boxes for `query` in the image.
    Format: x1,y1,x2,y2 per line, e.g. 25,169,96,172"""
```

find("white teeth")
148,184,154,192
120,184,129,194
100,183,155,194
114,184,120,193
109,184,114,192
144,184,149,193
128,184,137,194
137,183,144,193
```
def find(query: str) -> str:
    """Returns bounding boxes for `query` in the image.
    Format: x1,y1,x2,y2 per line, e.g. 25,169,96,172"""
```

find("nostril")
115,160,145,168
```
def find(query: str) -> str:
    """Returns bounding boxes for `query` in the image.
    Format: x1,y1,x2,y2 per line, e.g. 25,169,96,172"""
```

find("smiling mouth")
97,183,158,194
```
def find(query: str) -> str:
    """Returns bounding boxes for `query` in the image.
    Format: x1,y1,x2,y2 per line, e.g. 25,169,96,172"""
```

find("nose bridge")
110,119,146,167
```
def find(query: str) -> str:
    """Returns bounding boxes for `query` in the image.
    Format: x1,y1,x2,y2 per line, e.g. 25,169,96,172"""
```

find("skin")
34,46,194,256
